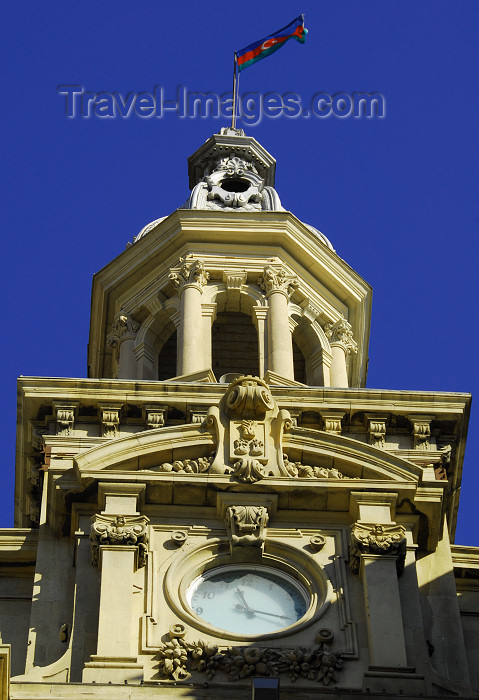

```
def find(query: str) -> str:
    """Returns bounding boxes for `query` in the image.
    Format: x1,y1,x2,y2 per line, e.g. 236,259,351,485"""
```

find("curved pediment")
74,420,422,485
74,423,215,478
283,428,423,483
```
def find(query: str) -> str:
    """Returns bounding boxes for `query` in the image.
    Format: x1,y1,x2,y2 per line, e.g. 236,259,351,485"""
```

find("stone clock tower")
1,129,478,700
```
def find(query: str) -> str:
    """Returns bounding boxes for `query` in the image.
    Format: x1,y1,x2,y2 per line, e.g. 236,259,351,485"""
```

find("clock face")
186,564,309,636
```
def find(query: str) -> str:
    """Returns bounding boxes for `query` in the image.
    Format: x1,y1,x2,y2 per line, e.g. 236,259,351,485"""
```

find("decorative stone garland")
156,627,343,686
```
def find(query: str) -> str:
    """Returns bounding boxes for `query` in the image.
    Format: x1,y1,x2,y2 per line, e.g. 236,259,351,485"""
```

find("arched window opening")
212,312,259,380
158,331,177,380
293,339,306,384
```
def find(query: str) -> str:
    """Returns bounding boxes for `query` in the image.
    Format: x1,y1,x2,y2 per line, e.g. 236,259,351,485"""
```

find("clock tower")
2,128,478,700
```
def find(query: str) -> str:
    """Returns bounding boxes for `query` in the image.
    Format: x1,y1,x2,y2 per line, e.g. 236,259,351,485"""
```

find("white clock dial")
186,564,308,636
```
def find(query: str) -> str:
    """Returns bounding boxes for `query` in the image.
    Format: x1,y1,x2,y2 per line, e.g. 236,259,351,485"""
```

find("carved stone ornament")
156,628,343,685
349,523,407,576
205,156,264,209
100,407,121,438
150,455,213,474
107,312,140,348
145,407,166,430
410,417,432,450
53,403,77,436
367,416,387,449
90,514,149,567
225,505,269,549
224,376,275,421
257,266,299,298
324,317,358,355
283,455,349,479
169,258,209,291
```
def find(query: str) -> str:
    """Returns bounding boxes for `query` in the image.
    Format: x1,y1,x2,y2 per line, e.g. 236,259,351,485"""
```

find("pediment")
74,420,422,486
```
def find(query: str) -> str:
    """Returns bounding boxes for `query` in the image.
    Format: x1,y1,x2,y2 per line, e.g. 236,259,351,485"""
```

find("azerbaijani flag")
236,15,307,72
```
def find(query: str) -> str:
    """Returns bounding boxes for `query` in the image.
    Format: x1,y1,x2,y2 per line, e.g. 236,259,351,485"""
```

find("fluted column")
324,317,357,388
258,266,298,381
169,258,209,376
107,312,140,379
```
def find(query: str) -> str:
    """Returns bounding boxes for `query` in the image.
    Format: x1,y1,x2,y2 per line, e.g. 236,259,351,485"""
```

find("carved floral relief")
156,629,344,685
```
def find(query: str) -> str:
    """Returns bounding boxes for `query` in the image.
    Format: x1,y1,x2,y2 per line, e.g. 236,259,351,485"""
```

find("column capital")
349,522,407,576
90,514,149,568
169,257,209,293
324,317,357,354
107,312,140,348
257,265,298,299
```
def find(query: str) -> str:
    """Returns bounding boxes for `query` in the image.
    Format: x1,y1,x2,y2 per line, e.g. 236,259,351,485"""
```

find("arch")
211,311,259,379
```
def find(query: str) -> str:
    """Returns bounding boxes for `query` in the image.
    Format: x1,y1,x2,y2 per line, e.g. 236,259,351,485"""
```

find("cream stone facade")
1,128,478,699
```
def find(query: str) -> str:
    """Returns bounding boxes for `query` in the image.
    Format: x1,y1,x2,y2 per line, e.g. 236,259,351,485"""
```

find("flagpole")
232,52,238,129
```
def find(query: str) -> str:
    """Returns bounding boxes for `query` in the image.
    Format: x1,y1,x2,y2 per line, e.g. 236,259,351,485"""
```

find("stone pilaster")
324,317,357,388
84,486,148,682
349,492,409,670
258,265,298,381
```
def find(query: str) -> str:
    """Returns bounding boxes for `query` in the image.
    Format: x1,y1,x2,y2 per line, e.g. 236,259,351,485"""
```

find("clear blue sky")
2,1,478,545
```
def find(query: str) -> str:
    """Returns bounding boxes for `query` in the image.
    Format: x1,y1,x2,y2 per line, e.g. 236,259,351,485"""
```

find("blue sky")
2,1,478,545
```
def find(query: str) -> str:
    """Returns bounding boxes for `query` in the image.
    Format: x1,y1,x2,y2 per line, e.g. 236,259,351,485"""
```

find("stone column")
252,306,268,379
258,266,298,381
169,258,209,376
107,312,140,380
201,303,217,373
324,317,357,388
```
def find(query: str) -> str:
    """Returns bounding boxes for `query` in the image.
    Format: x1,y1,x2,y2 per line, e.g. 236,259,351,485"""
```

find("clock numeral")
202,590,215,599
196,606,203,615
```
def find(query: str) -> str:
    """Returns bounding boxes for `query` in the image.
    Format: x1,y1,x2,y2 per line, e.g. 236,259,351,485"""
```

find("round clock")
185,564,309,636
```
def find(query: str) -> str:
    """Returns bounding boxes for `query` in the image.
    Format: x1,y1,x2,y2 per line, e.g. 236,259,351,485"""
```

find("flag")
236,15,307,72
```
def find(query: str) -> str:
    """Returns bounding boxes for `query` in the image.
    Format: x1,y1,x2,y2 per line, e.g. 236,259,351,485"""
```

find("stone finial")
349,523,407,576
324,317,358,354
169,258,209,291
90,514,149,567
107,312,140,348
225,505,269,550
257,266,299,298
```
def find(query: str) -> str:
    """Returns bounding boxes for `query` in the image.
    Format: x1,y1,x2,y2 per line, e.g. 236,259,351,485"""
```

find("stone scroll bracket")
205,376,292,482
408,414,434,451
217,493,278,556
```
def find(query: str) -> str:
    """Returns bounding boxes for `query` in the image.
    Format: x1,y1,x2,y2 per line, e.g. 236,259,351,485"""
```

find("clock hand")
235,588,255,617
234,604,292,621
